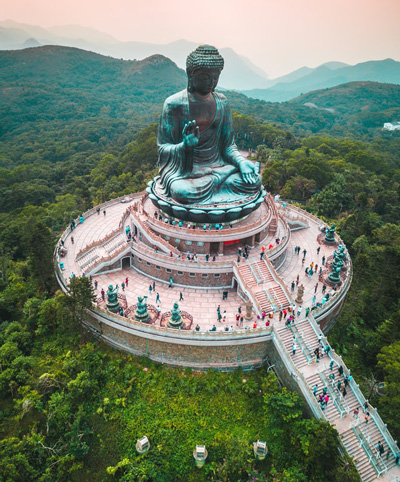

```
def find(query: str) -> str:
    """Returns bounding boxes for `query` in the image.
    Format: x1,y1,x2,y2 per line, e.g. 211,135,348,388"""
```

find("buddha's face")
191,68,221,95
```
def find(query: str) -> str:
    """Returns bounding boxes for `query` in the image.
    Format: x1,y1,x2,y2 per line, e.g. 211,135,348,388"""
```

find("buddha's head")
186,45,224,94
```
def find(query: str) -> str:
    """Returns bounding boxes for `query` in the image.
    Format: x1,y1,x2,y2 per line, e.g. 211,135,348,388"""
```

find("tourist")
101,289,105,300
312,295,316,306
292,342,298,355
240,316,244,328
338,365,344,376
314,347,320,362
365,412,370,424
343,387,347,397
195,324,200,331
103,209,106,216
291,281,295,291
223,311,227,322
344,376,349,387
283,309,287,319
253,322,258,329
322,284,327,294
206,254,210,262
260,252,265,260
315,264,318,272
152,281,156,291
324,344,331,356
317,246,320,255
297,306,302,317
121,281,125,291
363,400,369,413
314,282,318,293
209,325,216,332
324,394,329,406
279,311,283,321
156,292,160,304
119,308,124,316
303,249,307,258
329,360,334,372
125,277,129,287
222,291,228,300
313,384,318,396
322,255,326,265
212,256,216,261
353,407,359,419
179,292,184,301
337,380,342,391
94,280,98,290
305,307,310,317
71,236,74,244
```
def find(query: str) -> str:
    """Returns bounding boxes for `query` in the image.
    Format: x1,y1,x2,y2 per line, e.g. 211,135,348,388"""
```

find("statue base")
135,313,150,323
146,178,266,224
107,301,120,313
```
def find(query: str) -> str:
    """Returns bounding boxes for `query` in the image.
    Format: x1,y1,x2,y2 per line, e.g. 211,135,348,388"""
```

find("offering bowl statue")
147,45,265,223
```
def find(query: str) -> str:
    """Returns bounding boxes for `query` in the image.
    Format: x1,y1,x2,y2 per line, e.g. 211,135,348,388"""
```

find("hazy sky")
1,0,400,77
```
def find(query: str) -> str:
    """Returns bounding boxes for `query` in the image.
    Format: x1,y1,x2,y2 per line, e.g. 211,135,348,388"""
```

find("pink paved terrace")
56,192,349,332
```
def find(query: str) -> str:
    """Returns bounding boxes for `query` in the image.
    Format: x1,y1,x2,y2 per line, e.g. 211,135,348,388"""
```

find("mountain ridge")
242,59,400,102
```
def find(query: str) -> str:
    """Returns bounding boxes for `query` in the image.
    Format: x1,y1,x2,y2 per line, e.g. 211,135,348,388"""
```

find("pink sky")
1,0,399,77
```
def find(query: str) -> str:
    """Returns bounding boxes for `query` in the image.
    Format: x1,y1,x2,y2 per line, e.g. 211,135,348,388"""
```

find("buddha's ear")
187,76,194,93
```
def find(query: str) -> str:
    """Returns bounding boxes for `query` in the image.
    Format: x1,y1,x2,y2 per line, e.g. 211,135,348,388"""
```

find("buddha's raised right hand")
182,120,200,151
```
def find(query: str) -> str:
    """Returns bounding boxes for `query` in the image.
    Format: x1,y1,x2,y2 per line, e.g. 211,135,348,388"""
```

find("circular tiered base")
147,177,266,224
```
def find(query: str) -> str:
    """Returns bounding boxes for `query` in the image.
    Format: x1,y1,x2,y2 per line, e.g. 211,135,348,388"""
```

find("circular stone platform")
54,191,352,369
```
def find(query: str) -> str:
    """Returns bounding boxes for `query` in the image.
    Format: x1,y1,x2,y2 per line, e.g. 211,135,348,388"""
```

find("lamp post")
193,445,208,468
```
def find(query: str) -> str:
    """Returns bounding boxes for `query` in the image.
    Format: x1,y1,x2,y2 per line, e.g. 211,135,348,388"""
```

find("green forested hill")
290,81,400,128
0,46,186,167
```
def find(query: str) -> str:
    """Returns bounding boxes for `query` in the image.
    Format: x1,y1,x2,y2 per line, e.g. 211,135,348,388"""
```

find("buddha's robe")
157,89,261,205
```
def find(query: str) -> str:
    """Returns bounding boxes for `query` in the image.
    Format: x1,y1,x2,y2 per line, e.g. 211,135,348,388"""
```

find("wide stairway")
235,258,292,314
273,315,400,481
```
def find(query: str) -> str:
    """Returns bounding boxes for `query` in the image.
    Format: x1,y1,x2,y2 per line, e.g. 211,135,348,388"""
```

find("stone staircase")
236,259,292,314
273,315,400,481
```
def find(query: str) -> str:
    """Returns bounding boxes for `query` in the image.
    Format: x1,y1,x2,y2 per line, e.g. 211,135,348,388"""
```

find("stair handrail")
289,324,314,364
350,419,388,477
247,259,261,285
317,365,347,418
271,329,326,420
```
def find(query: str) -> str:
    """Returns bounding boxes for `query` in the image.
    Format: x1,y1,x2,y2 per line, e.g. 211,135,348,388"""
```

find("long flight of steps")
341,423,397,482
274,317,319,369
274,315,400,481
